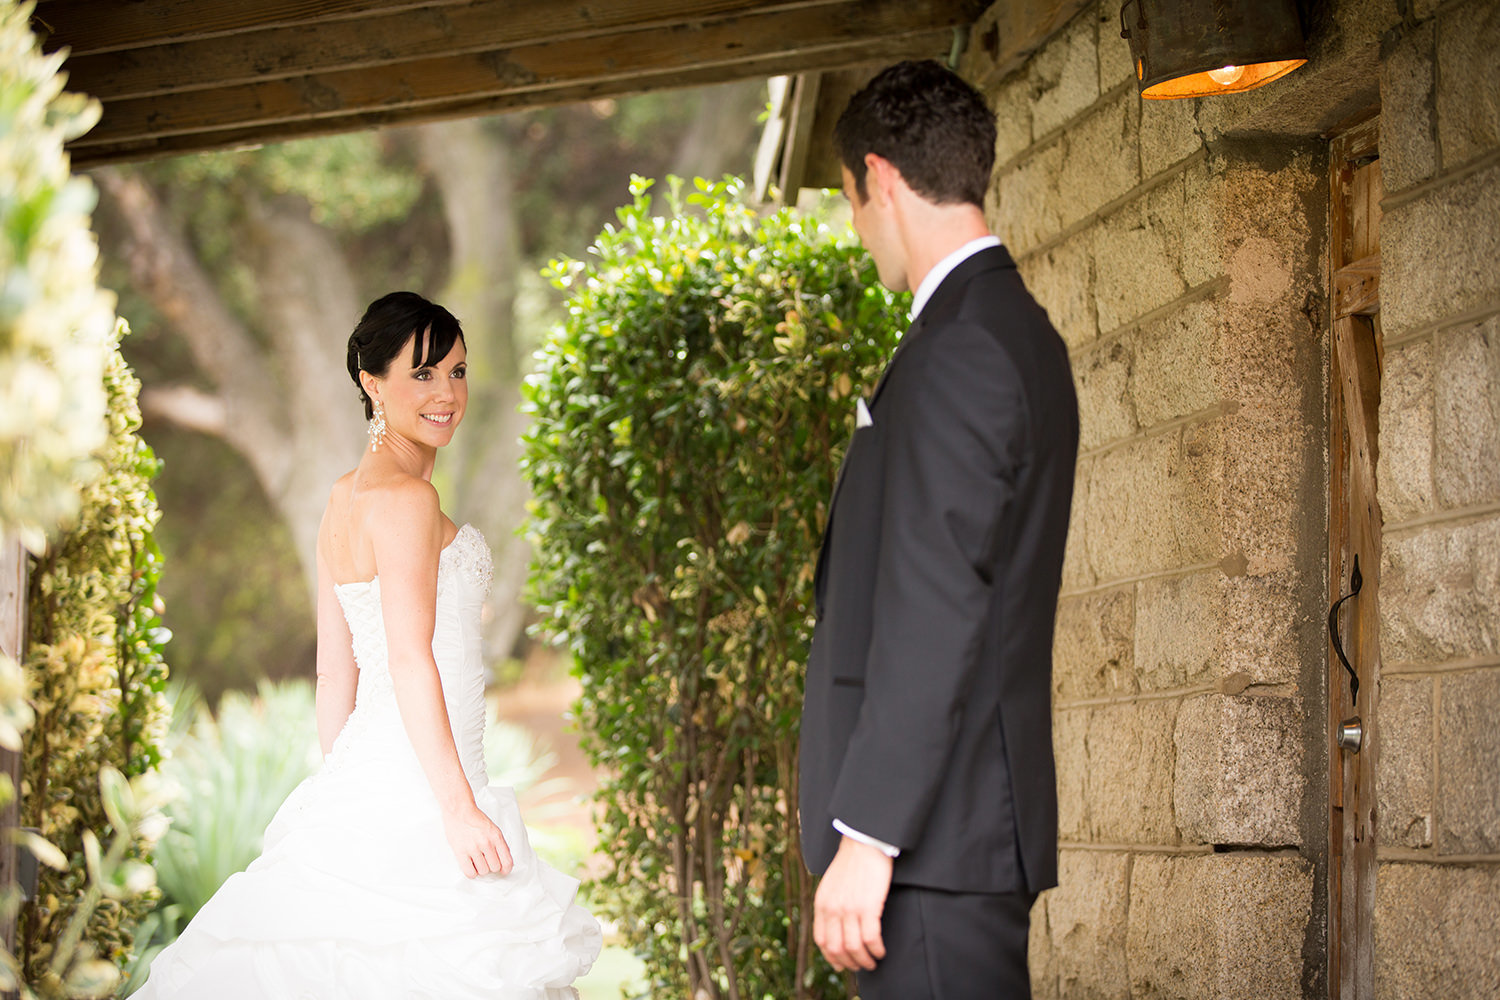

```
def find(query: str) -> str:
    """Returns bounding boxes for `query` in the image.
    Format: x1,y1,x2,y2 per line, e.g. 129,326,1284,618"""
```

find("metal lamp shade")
1121,0,1307,99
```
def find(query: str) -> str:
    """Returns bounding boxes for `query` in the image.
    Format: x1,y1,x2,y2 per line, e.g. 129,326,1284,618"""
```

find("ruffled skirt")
135,706,601,999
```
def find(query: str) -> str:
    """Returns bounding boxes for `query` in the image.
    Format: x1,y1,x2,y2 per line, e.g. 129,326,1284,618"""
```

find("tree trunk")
670,81,766,181
241,190,368,595
92,169,364,602
413,118,532,662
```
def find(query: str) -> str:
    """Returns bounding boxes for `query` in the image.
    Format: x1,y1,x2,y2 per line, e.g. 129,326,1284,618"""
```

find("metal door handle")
1328,554,1362,703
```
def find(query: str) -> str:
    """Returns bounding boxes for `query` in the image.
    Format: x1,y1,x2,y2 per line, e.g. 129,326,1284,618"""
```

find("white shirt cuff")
833,819,900,858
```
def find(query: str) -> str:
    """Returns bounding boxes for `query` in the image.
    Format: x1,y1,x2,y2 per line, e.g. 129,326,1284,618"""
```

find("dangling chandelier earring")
368,399,387,452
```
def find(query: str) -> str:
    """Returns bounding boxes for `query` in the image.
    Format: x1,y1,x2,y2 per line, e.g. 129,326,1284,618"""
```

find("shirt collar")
909,235,1002,321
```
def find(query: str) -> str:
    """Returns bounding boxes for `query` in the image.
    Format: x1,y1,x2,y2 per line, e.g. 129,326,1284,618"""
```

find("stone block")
1053,586,1134,702
1217,569,1302,686
1434,316,1500,509
1377,675,1435,849
1086,699,1180,844
994,139,1066,256
1092,177,1189,334
1435,0,1500,171
1378,20,1437,192
1058,90,1142,230
1054,706,1090,841
1075,337,1138,451
1126,853,1312,1000
1030,891,1061,1000
1217,285,1313,411
1378,339,1436,524
1437,668,1500,855
1223,201,1313,317
1174,694,1303,847
1139,95,1202,179
1375,861,1500,999
1029,11,1101,138
1219,403,1306,576
1180,161,1224,288
1134,571,1218,692
1381,516,1500,665
1061,455,1096,593
1177,420,1226,563
1083,425,1223,583
1096,3,1134,92
1381,161,1500,338
992,70,1034,170
1044,850,1130,1000
1020,233,1097,351
1131,289,1219,430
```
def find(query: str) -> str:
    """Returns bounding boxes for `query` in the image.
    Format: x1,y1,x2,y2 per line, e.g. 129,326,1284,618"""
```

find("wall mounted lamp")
1120,0,1307,99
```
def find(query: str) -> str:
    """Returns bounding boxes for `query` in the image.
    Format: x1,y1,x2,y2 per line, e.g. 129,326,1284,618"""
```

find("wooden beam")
958,0,1094,91
0,538,28,953
70,1,971,150
60,0,851,101
752,75,793,201
33,0,466,56
1335,252,1381,319
72,30,956,166
777,72,822,197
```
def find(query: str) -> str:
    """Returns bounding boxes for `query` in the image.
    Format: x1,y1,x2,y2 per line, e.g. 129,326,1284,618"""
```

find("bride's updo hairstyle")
346,291,465,419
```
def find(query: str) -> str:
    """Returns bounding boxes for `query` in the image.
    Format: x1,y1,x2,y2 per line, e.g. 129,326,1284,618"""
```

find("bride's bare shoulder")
358,473,440,521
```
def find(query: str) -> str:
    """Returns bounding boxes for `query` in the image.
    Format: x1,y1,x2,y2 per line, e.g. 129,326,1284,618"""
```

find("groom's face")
841,163,908,294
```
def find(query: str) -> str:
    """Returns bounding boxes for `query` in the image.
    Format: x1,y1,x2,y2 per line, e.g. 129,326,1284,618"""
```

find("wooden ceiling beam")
70,29,955,166
33,0,465,57
71,0,975,149
60,0,846,101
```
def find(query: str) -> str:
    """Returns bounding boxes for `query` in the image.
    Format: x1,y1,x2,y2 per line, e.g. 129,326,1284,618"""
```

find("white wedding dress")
137,525,601,999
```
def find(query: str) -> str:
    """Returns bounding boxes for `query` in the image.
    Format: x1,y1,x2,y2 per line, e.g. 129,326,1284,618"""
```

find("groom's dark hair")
834,59,997,209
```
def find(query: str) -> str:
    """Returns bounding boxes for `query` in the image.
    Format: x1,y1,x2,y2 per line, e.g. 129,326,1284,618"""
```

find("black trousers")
856,886,1036,1000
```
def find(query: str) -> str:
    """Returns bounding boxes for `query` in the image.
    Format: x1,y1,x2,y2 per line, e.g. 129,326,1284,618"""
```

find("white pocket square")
856,397,873,428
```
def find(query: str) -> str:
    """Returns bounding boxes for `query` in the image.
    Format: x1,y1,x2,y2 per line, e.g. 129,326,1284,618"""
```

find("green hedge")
21,323,170,992
523,177,905,999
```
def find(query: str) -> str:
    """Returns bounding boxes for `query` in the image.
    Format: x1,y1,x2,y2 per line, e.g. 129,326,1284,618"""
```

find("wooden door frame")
0,538,27,953
1327,115,1382,1000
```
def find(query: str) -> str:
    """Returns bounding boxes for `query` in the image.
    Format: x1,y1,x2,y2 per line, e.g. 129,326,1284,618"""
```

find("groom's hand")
814,835,893,971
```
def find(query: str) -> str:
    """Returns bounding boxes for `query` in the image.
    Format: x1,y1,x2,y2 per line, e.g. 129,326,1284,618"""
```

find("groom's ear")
864,154,902,207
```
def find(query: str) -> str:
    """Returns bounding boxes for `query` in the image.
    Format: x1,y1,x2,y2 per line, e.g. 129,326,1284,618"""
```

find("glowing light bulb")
1207,65,1245,86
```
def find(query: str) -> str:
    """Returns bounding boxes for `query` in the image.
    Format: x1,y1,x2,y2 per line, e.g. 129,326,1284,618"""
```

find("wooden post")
0,537,27,954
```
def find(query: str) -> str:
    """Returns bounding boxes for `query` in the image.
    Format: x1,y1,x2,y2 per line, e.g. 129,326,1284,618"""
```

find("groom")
798,60,1078,998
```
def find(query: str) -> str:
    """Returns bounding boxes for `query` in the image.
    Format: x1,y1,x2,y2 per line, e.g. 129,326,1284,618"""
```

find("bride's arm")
372,480,513,879
314,545,358,756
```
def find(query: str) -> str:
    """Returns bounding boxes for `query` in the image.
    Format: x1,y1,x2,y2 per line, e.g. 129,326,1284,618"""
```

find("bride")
136,292,601,998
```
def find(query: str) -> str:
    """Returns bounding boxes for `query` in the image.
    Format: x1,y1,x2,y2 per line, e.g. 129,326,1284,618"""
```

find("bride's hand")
442,804,514,878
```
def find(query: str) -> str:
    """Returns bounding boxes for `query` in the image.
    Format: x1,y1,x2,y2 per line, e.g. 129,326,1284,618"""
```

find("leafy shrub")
20,324,170,989
523,177,905,999
0,0,117,552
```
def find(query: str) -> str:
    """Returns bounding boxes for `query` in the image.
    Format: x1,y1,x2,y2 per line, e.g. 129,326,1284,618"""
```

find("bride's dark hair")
346,291,465,419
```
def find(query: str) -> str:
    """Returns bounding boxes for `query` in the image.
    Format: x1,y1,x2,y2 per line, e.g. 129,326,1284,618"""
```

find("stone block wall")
962,4,1328,996
1373,1,1500,997
959,0,1499,992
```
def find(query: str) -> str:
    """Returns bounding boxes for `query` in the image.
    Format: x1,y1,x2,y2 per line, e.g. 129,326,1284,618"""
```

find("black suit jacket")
798,245,1078,895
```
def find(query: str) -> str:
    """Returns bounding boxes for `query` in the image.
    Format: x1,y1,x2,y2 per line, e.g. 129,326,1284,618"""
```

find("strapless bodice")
331,524,494,785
